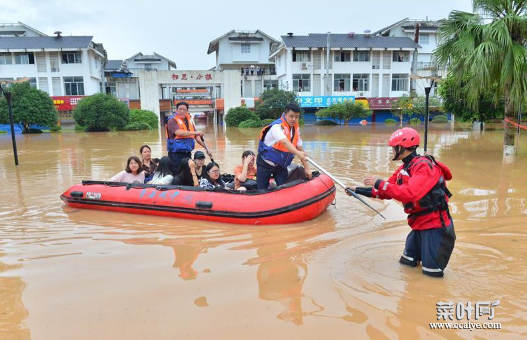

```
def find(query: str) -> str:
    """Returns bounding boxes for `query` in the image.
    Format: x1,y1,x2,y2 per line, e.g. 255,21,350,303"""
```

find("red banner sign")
51,96,85,111
368,97,399,110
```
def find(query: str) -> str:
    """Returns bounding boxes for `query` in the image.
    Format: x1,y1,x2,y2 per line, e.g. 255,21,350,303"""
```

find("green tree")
129,109,158,129
254,88,298,119
0,82,57,133
225,106,260,127
437,73,504,122
316,101,372,125
434,0,527,159
73,94,129,132
390,95,415,126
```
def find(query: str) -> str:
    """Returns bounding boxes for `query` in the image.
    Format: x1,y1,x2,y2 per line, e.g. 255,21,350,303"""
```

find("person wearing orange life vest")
165,102,212,172
347,127,456,277
256,104,312,190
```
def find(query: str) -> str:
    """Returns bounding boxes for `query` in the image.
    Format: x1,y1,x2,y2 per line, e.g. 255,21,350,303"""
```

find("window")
392,51,410,62
106,81,117,96
28,78,37,88
392,74,409,91
264,80,278,90
353,74,369,91
353,51,370,62
293,51,310,62
144,63,152,70
0,53,12,65
334,51,351,62
62,52,82,64
14,53,34,64
334,74,351,91
241,44,251,53
419,34,429,45
64,76,84,95
293,74,310,92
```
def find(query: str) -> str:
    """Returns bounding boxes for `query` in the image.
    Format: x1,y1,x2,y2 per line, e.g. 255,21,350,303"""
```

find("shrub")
314,119,339,126
0,82,57,133
254,88,298,119
73,93,129,132
50,125,62,132
122,122,152,131
238,119,262,128
225,107,260,127
130,109,158,129
409,118,421,125
261,118,275,126
385,118,397,125
75,124,85,131
0,130,7,134
24,128,43,134
432,115,448,123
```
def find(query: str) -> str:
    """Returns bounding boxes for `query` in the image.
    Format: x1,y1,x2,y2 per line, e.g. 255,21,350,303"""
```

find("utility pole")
411,23,420,94
424,79,435,153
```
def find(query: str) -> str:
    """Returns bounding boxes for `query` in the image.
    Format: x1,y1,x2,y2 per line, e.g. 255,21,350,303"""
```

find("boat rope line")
60,186,336,219
505,118,527,130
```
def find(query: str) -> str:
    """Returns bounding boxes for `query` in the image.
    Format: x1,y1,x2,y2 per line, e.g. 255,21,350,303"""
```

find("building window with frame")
292,51,310,62
14,53,35,64
264,80,278,90
106,81,117,96
392,51,410,62
28,78,37,89
293,74,310,92
353,51,370,62
392,74,409,91
241,44,251,53
352,74,369,91
334,51,351,62
334,74,351,91
0,53,12,65
419,34,429,45
64,76,84,95
62,52,82,64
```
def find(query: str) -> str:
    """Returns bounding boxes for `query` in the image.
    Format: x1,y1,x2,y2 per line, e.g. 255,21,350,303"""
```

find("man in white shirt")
256,104,312,189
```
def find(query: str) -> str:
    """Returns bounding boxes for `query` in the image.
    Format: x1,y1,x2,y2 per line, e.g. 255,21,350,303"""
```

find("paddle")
200,136,214,163
306,157,386,220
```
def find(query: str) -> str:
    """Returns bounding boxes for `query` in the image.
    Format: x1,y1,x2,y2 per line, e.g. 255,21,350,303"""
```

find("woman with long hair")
171,158,199,187
140,145,158,183
109,156,145,184
147,156,174,185
199,162,226,189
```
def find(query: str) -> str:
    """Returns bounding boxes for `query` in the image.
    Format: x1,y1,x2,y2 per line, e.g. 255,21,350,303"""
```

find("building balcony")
416,62,437,71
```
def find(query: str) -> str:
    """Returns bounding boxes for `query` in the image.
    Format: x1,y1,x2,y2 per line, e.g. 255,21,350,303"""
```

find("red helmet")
389,127,420,148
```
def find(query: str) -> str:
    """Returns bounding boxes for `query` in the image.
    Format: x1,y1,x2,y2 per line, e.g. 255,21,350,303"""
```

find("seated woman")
147,156,174,185
199,162,226,189
234,150,257,191
110,156,145,183
140,145,158,183
171,158,199,187
193,151,206,181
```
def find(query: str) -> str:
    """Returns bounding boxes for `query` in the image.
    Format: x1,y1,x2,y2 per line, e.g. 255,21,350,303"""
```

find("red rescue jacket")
371,155,453,230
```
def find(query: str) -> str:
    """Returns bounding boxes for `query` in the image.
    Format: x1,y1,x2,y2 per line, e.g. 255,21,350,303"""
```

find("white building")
207,30,280,98
270,32,421,101
373,18,443,94
0,23,106,97
104,52,176,100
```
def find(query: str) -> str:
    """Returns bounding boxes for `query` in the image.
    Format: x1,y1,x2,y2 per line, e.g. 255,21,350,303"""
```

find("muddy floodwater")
1,123,526,339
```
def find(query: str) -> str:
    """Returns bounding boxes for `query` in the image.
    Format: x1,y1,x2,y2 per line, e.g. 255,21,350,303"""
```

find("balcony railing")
417,62,437,71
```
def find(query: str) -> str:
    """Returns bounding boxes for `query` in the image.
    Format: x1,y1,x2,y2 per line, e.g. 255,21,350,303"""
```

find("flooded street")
1,123,526,339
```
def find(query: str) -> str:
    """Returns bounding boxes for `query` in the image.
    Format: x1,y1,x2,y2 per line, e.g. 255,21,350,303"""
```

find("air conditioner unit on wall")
301,62,308,69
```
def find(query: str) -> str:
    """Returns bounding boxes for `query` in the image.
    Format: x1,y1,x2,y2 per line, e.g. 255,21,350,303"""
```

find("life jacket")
165,114,196,153
398,155,453,228
258,115,299,168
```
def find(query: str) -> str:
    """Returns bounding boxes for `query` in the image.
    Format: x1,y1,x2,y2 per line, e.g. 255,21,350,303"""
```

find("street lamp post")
423,79,435,153
0,84,19,166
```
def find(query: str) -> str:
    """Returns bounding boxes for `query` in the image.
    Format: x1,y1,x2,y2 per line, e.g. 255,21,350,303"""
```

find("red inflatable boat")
60,174,336,225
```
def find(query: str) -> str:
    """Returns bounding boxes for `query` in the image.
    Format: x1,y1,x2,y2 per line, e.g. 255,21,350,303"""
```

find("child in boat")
171,158,199,187
199,162,226,189
147,156,174,185
234,150,257,191
109,156,145,184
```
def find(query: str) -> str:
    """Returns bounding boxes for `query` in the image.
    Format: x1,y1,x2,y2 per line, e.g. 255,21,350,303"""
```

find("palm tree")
434,0,527,162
